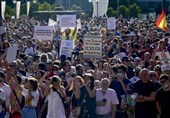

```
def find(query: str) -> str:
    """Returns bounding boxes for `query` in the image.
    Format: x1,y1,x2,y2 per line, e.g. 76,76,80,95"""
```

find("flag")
156,9,168,31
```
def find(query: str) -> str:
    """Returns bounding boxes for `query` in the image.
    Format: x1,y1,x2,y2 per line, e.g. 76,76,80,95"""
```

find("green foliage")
38,2,52,11
117,5,129,18
129,3,141,17
107,7,114,17
5,6,15,16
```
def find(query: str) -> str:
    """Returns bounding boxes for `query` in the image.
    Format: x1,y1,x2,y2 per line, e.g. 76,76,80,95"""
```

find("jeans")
22,106,37,118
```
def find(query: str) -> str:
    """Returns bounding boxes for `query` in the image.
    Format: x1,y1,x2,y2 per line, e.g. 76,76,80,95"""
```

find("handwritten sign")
34,26,53,41
83,35,102,58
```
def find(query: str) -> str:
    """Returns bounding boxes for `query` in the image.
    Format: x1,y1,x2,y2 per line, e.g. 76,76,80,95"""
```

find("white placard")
27,1,30,16
107,17,116,30
60,40,74,57
34,26,54,41
16,1,21,19
114,52,127,59
1,1,6,20
6,45,18,64
77,19,82,30
156,51,170,71
83,35,102,58
58,15,76,28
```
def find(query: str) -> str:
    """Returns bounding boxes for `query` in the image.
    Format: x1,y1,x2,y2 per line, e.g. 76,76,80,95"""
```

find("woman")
70,74,96,118
44,76,66,118
22,78,39,118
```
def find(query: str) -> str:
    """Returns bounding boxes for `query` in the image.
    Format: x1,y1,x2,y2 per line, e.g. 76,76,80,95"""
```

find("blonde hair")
69,76,84,91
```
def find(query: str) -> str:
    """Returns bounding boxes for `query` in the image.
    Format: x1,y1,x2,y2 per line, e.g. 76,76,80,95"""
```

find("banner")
83,35,102,58
107,17,116,30
60,40,74,57
156,51,170,71
34,26,54,41
1,1,6,20
27,1,30,16
92,0,109,17
57,15,76,28
16,1,21,19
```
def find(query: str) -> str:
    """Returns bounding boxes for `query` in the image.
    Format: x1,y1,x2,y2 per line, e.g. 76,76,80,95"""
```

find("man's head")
101,78,110,91
76,64,84,76
159,74,170,88
139,68,149,83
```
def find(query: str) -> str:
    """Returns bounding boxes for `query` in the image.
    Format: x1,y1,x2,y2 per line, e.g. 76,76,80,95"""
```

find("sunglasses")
160,80,166,84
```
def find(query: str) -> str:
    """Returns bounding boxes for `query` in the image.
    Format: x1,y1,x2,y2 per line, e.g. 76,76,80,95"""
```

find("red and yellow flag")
156,9,168,31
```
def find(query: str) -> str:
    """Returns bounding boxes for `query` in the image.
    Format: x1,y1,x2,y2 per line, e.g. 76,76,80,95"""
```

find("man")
109,64,130,118
96,78,119,118
133,68,157,118
121,56,134,79
0,71,11,118
76,64,84,77
156,74,170,118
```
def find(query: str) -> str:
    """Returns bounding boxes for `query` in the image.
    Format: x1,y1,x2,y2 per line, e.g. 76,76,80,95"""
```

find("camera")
52,77,58,83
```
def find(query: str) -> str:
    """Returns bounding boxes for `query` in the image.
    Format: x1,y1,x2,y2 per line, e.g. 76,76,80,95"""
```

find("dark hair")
0,71,5,79
38,62,46,71
160,74,169,81
28,78,38,91
117,64,127,72
111,66,118,73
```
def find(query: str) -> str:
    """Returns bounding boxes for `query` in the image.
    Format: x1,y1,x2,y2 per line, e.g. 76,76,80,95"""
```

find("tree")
5,6,15,16
129,3,141,17
38,2,52,11
107,7,114,17
117,5,129,18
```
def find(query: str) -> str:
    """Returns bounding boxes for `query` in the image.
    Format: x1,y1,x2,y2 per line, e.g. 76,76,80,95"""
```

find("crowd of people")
0,14,170,118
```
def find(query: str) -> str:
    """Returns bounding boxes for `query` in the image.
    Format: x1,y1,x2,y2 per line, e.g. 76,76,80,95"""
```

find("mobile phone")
85,80,91,86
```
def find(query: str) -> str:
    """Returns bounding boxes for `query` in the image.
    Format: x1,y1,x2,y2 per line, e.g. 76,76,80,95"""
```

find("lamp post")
96,0,99,17
0,0,2,26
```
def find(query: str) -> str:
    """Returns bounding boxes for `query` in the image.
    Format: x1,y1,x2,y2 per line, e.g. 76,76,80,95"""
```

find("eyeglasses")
160,80,166,83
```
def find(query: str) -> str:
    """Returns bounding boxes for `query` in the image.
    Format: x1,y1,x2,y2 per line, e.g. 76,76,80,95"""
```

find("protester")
0,11,170,118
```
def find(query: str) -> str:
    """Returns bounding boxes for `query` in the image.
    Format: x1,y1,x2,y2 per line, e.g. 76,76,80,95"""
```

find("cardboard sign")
34,26,54,41
6,45,18,64
60,40,74,57
107,17,116,30
83,35,102,58
156,51,170,71
58,15,76,28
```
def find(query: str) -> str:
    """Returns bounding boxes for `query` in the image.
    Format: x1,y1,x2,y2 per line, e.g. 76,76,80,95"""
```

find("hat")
122,56,130,62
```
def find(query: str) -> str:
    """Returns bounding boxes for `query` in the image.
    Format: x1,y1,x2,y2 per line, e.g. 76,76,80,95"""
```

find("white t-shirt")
0,83,11,106
96,88,119,115
22,88,39,107
24,47,34,55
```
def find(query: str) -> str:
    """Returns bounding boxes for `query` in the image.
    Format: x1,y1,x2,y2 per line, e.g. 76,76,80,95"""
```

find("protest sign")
156,51,170,71
114,52,126,59
34,26,53,41
6,45,18,64
57,15,76,28
107,17,116,30
60,40,74,57
83,35,102,58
